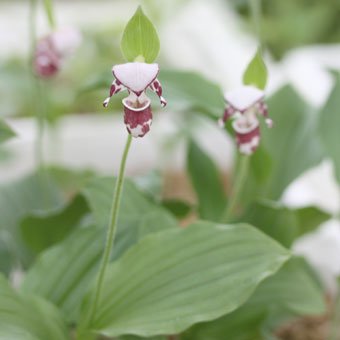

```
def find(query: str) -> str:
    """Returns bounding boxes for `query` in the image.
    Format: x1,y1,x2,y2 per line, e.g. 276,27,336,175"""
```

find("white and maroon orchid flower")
219,85,272,155
103,62,167,138
34,27,82,78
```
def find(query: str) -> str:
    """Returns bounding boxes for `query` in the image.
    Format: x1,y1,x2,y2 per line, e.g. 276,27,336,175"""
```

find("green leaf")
242,200,299,248
0,275,68,340
319,73,340,182
187,141,226,220
121,6,160,63
42,0,55,29
20,195,89,254
185,257,325,340
295,206,330,237
159,70,225,118
243,49,268,90
162,199,192,219
0,118,15,144
80,221,289,337
0,172,63,271
261,86,323,198
22,177,177,323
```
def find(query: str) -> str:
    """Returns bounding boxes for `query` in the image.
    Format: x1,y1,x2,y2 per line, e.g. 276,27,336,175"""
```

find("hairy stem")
88,133,133,325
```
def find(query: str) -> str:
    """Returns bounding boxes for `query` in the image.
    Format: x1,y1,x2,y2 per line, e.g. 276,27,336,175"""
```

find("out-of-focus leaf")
159,70,225,118
23,177,177,323
0,172,63,270
79,222,289,337
162,199,192,219
242,200,299,248
133,171,162,201
42,0,55,29
243,49,268,90
261,86,323,198
295,206,330,237
121,6,160,63
20,195,89,254
319,73,340,183
0,118,15,144
0,275,68,340
187,141,226,221
185,257,325,340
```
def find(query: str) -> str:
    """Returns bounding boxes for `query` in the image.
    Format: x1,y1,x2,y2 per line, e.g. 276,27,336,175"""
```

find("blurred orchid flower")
103,62,167,138
34,27,82,78
219,85,272,155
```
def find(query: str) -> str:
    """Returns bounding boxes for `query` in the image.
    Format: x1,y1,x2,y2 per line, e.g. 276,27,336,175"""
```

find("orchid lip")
122,97,151,112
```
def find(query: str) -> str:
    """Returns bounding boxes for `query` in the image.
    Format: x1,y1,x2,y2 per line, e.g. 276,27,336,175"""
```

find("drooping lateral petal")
225,85,264,112
103,79,126,108
218,106,236,127
149,78,167,107
113,62,159,95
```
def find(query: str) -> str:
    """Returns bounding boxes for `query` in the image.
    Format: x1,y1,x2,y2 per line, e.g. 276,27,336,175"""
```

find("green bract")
243,49,268,90
121,6,160,63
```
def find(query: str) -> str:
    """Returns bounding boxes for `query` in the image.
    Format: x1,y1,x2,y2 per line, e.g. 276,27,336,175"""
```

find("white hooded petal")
113,62,159,93
224,85,264,112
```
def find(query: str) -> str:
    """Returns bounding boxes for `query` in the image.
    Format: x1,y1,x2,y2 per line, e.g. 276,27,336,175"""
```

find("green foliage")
185,257,325,339
159,70,225,118
261,86,323,198
42,0,55,29
243,49,268,90
20,195,89,255
161,199,192,219
319,73,340,182
0,118,15,144
79,221,289,337
121,6,160,63
187,141,226,221
22,177,177,323
0,275,68,340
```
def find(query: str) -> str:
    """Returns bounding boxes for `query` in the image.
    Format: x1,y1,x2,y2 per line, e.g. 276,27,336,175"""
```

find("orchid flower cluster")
102,62,167,138
34,27,81,78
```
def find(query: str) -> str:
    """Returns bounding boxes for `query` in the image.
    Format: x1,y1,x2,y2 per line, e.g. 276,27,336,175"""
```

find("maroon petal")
123,99,153,138
234,124,260,155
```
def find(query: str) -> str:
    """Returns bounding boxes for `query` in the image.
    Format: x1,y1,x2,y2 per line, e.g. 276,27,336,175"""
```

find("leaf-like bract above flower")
121,6,160,63
243,49,268,90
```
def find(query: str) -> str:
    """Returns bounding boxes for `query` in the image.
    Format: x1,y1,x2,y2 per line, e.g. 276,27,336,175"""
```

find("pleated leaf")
0,118,15,144
80,221,290,337
22,177,177,322
0,275,68,340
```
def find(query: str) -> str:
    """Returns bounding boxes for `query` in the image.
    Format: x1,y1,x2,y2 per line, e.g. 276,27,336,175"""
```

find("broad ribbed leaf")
261,86,323,198
0,172,63,271
186,257,325,339
121,6,160,63
0,118,15,144
243,49,268,90
0,275,68,340
187,141,226,220
80,221,289,337
319,73,340,182
20,195,89,254
159,70,225,118
23,177,177,322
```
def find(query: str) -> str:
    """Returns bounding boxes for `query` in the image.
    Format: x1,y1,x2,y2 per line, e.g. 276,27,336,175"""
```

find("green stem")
222,154,250,222
249,0,262,49
88,133,133,325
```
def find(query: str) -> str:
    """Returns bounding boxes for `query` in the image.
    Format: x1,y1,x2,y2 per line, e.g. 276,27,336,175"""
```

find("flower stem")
222,154,250,222
249,0,262,48
88,133,133,325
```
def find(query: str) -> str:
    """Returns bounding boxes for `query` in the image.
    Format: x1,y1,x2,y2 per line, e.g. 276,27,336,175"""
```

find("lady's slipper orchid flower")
219,85,272,155
103,62,167,138
34,27,81,78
